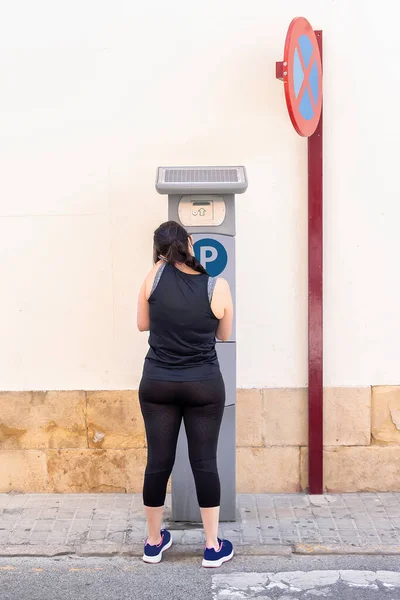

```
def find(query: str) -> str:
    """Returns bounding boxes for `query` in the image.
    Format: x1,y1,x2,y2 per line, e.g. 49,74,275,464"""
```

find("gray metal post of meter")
156,166,248,522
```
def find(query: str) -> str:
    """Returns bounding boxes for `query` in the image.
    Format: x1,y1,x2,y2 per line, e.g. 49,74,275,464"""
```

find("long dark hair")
153,221,207,275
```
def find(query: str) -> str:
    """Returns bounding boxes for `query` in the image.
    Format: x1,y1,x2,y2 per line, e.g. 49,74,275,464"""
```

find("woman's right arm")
212,278,233,342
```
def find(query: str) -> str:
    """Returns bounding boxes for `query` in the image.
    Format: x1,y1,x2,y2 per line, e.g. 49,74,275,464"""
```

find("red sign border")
283,17,322,137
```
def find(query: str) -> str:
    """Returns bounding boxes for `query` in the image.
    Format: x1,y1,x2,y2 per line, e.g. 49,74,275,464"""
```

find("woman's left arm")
137,263,162,331
137,279,150,332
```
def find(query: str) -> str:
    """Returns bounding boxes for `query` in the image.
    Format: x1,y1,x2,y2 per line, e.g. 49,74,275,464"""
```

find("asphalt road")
1,554,400,600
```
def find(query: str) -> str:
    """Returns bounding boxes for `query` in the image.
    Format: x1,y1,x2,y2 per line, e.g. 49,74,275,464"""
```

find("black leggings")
139,376,225,508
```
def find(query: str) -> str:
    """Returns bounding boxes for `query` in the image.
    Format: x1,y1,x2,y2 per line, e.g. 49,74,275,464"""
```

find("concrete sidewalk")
1,492,400,557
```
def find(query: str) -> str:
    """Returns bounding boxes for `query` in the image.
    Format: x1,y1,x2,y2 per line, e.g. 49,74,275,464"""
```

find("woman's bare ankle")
206,539,220,551
147,535,162,546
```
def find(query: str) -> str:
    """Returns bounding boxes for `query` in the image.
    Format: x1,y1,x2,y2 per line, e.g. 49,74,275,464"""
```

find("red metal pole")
308,30,323,495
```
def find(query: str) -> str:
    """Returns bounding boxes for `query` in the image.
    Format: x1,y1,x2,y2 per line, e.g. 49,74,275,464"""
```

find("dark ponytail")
153,221,207,275
185,253,208,275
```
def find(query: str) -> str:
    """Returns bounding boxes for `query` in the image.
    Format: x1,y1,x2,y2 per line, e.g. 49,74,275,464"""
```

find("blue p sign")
193,238,228,277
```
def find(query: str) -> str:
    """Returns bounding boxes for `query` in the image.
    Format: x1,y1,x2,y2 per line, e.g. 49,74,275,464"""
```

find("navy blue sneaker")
202,538,234,568
142,529,172,563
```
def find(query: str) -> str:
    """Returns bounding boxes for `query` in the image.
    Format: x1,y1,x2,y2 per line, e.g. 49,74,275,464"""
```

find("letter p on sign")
193,238,228,277
200,246,218,267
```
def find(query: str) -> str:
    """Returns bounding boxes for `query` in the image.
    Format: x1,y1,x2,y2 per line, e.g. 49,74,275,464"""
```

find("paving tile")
169,530,184,544
88,531,106,541
183,530,205,544
29,532,50,542
107,532,125,543
126,531,146,543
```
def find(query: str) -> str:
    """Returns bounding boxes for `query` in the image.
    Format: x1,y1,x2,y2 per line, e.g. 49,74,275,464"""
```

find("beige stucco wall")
2,386,400,494
1,1,400,494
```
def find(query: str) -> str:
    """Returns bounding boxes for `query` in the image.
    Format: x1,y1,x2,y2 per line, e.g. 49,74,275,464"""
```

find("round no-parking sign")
282,17,322,137
193,238,228,277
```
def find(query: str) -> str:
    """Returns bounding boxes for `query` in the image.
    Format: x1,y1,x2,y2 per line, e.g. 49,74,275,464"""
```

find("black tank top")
142,263,221,381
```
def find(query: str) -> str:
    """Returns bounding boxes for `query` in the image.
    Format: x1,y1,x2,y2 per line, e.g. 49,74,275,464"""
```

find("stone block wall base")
1,386,400,493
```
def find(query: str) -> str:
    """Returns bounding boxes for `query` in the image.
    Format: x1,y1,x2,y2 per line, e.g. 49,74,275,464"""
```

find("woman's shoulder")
144,261,167,299
148,260,165,276
212,277,229,290
209,277,230,303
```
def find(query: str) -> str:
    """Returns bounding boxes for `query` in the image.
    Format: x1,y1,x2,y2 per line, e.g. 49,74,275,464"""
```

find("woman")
137,220,234,567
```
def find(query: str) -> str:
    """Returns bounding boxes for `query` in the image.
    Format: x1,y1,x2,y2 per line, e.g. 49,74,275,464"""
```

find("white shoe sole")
202,549,234,568
142,538,172,563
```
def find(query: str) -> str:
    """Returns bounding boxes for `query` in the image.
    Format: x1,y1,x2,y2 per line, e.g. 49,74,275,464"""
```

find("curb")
0,546,76,557
0,543,292,558
294,543,400,555
1,543,400,558
78,543,293,558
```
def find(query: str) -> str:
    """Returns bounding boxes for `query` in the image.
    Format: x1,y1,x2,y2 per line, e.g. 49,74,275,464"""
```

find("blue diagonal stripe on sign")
299,87,314,120
293,48,304,98
298,34,313,68
309,58,319,104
